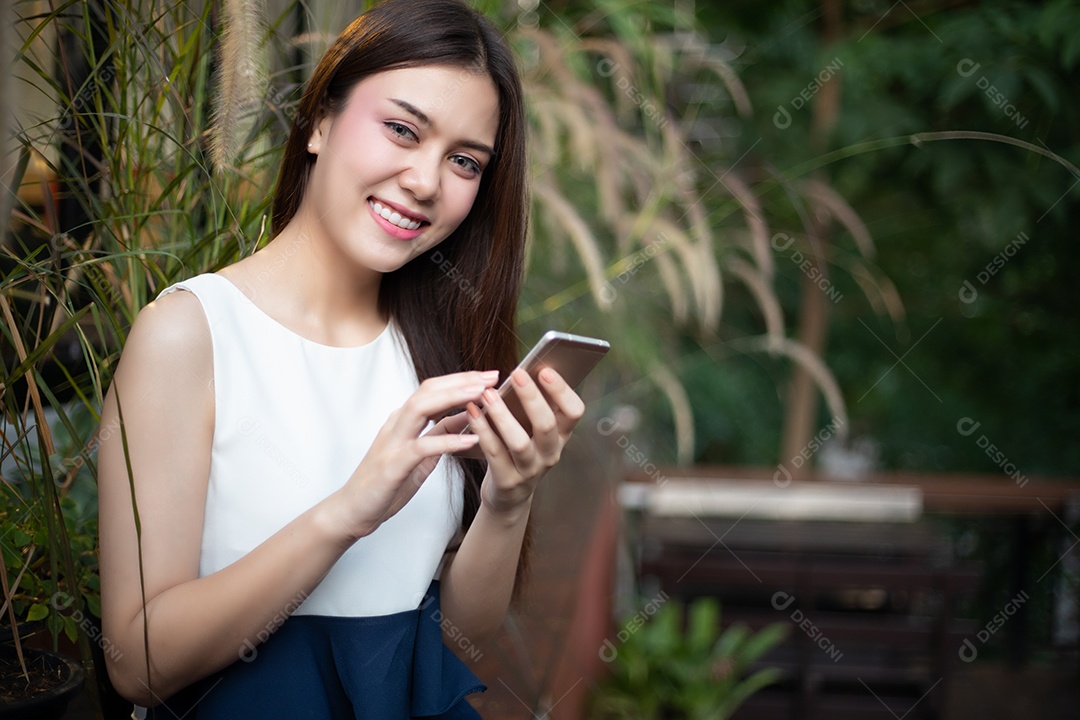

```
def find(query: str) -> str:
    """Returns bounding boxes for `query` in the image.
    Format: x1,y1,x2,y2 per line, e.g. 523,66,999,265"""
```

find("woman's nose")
398,152,440,202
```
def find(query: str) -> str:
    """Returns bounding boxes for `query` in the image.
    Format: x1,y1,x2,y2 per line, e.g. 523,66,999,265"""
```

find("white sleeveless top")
156,272,464,618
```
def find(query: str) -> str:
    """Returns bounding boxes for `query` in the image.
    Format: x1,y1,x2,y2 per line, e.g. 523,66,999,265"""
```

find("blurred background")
3,0,1078,718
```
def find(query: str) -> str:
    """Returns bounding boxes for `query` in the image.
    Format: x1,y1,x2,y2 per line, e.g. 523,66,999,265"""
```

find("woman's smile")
367,196,429,239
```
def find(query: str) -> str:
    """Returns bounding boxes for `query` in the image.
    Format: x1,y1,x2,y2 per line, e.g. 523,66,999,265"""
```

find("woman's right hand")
330,370,499,540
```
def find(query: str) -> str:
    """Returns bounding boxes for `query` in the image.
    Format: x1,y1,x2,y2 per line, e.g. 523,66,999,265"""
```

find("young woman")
97,1,584,717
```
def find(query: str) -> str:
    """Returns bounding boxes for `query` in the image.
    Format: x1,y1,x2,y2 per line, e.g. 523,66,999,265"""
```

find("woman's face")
302,64,500,274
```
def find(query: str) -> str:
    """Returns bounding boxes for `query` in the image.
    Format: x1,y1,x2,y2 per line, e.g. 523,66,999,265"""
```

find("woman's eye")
385,122,418,142
452,155,481,177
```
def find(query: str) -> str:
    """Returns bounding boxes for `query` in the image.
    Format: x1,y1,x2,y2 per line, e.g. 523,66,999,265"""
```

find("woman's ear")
307,113,333,154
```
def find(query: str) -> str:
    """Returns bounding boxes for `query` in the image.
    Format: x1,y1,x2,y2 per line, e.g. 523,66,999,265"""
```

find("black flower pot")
0,648,85,720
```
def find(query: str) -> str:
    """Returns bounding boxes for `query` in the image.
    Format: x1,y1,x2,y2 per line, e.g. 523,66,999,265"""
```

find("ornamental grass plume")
1,0,15,229
210,0,268,172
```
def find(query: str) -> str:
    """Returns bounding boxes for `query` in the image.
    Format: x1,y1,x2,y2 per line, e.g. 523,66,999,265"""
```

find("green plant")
1,401,101,637
684,0,1080,470
1,0,288,705
590,596,787,720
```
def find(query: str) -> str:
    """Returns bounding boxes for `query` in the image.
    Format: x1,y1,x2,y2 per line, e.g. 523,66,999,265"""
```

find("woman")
97,1,584,717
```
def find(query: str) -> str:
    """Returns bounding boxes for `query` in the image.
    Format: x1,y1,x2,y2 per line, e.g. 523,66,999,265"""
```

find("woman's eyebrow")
389,98,496,157
391,98,432,126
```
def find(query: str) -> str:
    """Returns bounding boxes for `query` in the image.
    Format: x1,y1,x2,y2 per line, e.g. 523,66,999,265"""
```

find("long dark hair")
271,0,530,593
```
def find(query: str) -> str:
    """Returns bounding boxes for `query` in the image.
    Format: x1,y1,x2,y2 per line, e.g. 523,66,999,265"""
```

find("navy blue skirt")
147,581,486,719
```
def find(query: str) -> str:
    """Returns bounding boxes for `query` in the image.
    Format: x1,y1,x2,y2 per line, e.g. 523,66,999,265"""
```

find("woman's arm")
438,367,584,643
98,291,356,704
99,291,494,705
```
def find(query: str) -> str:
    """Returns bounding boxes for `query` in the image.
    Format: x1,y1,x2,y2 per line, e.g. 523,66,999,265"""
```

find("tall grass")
1,0,281,698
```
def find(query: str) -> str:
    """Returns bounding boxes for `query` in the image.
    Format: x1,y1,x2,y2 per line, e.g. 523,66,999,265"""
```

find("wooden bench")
630,476,982,719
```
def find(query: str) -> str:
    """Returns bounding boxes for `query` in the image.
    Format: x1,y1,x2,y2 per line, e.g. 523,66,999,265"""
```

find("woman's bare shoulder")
116,287,213,387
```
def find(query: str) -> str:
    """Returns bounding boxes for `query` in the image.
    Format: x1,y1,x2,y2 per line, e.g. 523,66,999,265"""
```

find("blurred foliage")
681,0,1080,475
589,595,787,720
516,0,906,464
672,0,1080,669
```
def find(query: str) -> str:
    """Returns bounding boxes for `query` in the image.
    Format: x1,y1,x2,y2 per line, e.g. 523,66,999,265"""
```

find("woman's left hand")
465,367,585,516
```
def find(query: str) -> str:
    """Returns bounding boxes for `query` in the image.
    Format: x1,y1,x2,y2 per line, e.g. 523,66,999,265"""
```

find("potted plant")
0,341,95,716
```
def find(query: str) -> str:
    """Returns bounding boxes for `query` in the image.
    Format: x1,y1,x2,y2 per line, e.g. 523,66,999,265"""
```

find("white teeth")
369,200,423,231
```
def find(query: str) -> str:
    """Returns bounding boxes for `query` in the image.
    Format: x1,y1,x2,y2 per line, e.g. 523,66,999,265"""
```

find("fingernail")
482,370,500,379
454,435,479,451
540,368,557,383
512,368,529,387
483,388,499,404
467,403,481,419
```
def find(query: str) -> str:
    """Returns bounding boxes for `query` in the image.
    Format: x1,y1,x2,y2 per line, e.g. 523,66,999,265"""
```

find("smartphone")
460,331,610,438
497,331,610,433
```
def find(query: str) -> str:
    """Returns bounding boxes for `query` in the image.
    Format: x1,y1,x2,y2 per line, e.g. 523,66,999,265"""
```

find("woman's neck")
231,217,387,347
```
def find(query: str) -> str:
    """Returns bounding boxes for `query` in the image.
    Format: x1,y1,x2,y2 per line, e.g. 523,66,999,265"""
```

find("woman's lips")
367,198,428,240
